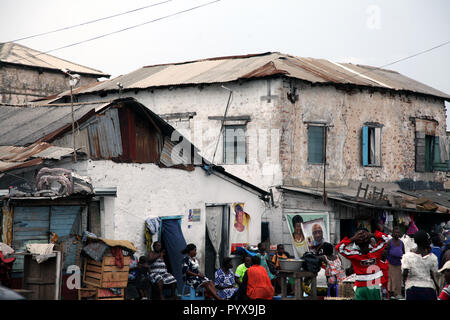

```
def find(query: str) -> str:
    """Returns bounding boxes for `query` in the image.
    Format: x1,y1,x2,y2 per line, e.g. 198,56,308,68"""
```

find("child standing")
321,242,345,297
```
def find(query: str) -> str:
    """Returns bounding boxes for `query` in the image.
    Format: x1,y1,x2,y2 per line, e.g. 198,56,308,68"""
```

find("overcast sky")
1,0,449,125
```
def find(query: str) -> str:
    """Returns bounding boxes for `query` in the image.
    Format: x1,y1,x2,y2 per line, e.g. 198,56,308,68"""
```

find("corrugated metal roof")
0,142,73,173
0,42,110,77
0,101,110,146
76,52,450,100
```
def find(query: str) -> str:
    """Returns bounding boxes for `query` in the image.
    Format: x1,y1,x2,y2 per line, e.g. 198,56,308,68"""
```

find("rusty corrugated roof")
74,52,449,100
0,42,110,78
0,142,73,173
0,101,110,146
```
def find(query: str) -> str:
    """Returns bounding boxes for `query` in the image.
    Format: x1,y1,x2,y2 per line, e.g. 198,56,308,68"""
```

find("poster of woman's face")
233,203,250,232
302,218,327,250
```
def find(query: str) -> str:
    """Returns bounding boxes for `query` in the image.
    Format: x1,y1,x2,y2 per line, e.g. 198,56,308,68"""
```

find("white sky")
1,0,449,126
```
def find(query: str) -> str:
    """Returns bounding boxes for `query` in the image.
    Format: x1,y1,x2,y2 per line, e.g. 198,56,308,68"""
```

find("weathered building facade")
0,42,109,104
40,52,450,253
0,98,270,295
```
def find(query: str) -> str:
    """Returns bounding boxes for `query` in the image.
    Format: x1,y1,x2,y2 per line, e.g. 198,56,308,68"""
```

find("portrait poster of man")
302,218,327,255
229,203,251,253
286,213,329,258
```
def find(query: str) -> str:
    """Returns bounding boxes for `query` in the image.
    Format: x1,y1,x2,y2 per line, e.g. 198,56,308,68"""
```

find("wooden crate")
83,255,130,288
78,286,124,300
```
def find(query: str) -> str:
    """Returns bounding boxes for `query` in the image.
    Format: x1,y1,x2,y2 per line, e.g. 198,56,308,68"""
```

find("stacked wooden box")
80,254,130,300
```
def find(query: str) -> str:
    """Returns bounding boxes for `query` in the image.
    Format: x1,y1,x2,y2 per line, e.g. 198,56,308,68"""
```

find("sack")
301,252,321,274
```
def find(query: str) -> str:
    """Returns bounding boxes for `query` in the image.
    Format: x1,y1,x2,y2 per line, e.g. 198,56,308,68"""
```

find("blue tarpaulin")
161,219,186,293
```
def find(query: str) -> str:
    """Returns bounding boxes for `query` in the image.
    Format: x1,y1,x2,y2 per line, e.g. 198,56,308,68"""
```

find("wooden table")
278,270,317,300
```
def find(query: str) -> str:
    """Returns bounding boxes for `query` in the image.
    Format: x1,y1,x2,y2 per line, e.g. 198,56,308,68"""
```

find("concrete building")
0,42,109,104
37,52,450,255
0,97,270,296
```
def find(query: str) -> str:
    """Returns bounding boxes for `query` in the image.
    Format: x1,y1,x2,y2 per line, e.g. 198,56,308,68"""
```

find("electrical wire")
8,0,222,65
1,0,173,44
337,40,450,83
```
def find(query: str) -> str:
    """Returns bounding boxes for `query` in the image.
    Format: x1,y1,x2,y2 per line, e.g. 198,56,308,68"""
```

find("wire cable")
8,0,222,65
1,0,173,44
336,40,450,83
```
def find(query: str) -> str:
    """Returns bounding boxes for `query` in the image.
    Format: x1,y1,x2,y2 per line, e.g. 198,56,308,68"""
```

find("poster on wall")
188,209,201,222
302,218,327,255
286,213,329,258
229,203,250,254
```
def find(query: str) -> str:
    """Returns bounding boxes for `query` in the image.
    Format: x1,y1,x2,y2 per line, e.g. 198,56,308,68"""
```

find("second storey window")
308,125,325,164
223,125,246,164
362,125,382,166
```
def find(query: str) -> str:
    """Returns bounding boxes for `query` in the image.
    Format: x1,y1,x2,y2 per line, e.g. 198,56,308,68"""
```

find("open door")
159,217,186,294
205,205,229,280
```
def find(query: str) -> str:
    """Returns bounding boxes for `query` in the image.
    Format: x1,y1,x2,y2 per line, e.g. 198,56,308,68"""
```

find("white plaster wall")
76,79,284,192
68,159,268,269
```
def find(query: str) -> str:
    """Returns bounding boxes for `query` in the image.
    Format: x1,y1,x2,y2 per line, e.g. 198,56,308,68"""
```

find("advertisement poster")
188,208,201,222
286,213,329,258
229,203,250,253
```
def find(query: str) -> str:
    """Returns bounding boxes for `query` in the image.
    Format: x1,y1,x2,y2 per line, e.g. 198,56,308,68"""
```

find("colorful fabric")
256,253,275,280
324,255,345,285
182,256,210,289
336,230,389,287
111,247,124,268
235,263,248,283
438,284,450,300
246,265,274,300
214,268,238,299
378,259,389,289
149,257,176,285
401,252,438,290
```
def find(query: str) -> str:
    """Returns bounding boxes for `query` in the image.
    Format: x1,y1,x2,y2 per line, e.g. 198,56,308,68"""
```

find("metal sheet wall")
12,206,81,272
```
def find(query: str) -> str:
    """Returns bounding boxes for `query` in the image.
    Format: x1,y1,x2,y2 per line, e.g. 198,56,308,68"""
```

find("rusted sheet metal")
160,138,190,168
0,158,43,173
72,52,449,100
87,108,123,159
0,142,73,173
0,42,110,77
0,142,51,162
0,102,109,146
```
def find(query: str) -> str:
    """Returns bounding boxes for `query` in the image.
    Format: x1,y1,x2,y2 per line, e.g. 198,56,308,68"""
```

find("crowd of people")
127,222,450,301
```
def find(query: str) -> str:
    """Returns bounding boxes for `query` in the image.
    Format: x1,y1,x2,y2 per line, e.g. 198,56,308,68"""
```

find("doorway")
205,205,229,281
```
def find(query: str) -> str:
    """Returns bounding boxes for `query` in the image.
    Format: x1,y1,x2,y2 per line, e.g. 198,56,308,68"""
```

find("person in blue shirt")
431,234,444,268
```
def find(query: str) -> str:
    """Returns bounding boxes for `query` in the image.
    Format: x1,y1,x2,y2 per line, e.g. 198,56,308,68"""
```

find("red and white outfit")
336,230,390,287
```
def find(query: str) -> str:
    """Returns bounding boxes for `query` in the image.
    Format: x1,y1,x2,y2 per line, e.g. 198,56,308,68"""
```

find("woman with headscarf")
181,243,223,300
401,230,439,300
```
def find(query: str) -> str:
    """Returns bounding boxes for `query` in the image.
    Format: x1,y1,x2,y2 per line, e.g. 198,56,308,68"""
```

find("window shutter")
415,131,426,172
362,126,369,166
374,127,381,166
308,126,324,163
432,136,449,171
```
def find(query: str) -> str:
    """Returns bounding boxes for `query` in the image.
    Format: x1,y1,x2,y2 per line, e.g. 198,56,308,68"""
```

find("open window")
362,125,382,167
415,119,450,172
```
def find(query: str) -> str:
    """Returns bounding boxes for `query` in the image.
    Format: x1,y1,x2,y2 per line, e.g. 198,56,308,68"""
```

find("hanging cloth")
145,217,161,253
205,207,223,269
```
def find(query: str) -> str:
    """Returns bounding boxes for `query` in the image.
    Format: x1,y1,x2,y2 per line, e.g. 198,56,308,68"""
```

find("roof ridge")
143,52,278,69
0,42,110,76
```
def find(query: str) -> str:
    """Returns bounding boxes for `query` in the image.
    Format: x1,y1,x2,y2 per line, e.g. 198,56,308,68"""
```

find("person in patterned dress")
181,243,223,300
214,257,239,299
148,241,177,300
